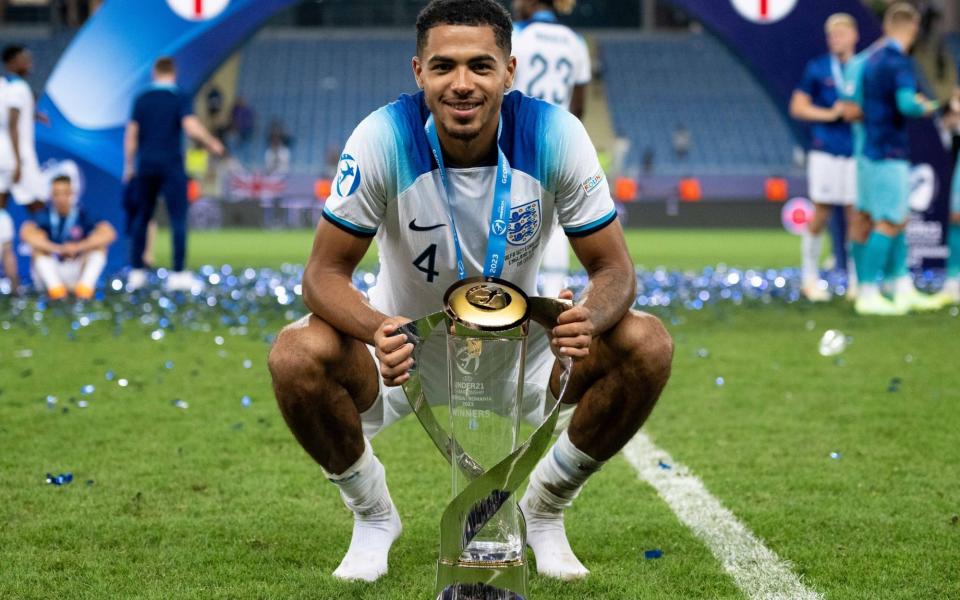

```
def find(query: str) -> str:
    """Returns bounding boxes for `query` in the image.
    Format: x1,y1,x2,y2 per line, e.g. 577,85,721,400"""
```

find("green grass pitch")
1,228,958,599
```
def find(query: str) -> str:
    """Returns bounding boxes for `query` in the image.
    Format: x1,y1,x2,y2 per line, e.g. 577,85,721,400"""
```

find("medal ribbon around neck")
830,55,853,99
424,114,512,280
49,204,79,245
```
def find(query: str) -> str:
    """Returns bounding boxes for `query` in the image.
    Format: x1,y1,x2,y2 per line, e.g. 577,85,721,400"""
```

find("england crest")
508,199,541,246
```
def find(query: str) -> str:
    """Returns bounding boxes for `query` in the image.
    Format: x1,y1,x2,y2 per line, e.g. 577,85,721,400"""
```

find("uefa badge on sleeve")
336,154,362,197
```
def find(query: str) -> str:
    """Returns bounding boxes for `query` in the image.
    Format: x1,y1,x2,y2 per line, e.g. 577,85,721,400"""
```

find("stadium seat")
600,33,797,177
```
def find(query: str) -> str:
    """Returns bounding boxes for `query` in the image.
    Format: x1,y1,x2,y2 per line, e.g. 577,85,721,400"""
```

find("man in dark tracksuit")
124,56,224,291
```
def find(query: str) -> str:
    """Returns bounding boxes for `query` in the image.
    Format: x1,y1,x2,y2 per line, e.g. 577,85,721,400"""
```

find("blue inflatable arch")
31,0,951,275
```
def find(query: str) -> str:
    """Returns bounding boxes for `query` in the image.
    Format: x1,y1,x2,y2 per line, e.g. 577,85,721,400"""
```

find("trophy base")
436,559,527,600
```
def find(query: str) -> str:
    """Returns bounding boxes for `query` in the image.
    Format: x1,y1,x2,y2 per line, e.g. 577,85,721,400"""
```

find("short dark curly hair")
415,0,513,57
2,45,25,64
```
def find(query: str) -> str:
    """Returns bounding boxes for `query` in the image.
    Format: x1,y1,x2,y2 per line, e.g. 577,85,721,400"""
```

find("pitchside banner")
664,0,952,267
17,0,951,277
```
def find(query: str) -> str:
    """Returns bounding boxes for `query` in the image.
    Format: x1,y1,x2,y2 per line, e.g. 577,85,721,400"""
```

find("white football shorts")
11,159,48,206
807,150,856,206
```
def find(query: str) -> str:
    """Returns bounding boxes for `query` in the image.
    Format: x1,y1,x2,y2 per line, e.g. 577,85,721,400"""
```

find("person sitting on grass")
20,175,115,300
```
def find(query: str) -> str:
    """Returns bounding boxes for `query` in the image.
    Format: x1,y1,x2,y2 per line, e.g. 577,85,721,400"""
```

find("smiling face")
413,24,516,146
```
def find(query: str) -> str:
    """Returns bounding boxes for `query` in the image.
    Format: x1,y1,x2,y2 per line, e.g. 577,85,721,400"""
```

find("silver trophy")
400,277,571,600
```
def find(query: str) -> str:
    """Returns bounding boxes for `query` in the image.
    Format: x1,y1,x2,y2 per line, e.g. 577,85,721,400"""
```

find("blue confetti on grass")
46,472,73,486
644,549,663,560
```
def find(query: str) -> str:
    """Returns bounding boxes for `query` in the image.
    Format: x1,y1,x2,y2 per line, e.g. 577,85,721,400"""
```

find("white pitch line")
623,433,823,600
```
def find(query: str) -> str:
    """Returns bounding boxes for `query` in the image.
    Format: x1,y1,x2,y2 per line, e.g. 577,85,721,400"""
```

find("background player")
510,0,591,298
124,57,224,292
789,13,860,302
855,3,942,316
0,199,15,292
19,175,115,300
3,45,48,213
268,0,672,584
939,87,960,305
0,73,17,291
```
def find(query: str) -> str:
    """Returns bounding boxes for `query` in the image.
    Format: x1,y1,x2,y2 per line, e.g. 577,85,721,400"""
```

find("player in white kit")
510,0,592,298
268,0,672,585
0,74,20,291
0,206,15,291
2,45,47,212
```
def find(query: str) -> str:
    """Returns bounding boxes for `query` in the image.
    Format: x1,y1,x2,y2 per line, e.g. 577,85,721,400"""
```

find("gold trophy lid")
443,277,529,332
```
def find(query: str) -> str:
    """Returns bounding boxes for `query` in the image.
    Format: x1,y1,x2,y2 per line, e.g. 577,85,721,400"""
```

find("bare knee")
269,314,377,408
268,315,343,393
849,212,872,244
605,311,674,382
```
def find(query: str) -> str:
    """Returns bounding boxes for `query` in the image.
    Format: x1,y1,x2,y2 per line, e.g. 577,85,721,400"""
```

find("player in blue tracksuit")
123,57,224,292
854,3,942,315
789,13,860,302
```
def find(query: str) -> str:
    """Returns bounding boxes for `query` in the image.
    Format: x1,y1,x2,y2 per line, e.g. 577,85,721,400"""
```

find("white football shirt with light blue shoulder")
510,11,591,112
323,91,615,319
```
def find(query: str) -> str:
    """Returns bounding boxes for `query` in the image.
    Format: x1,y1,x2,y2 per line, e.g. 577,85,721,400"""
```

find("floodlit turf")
2,229,959,599
156,227,802,272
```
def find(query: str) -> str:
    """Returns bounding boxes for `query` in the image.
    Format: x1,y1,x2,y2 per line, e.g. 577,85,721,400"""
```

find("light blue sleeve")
895,88,930,118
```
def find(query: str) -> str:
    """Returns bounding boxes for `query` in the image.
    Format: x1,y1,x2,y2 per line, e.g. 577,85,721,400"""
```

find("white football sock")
846,257,858,290
34,255,64,291
521,430,603,581
79,250,106,289
944,278,960,296
801,231,823,284
894,275,916,297
326,439,401,582
859,283,880,301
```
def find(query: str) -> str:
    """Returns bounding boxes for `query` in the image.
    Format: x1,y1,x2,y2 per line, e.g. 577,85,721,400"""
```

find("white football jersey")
1,75,37,165
510,12,591,112
322,92,615,320
0,79,11,171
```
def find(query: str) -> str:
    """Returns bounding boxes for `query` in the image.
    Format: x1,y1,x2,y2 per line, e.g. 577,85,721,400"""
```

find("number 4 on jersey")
413,244,439,282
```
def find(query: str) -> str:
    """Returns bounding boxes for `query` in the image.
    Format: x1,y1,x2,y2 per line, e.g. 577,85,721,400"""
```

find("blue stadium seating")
235,32,416,173
236,32,802,176
600,33,798,176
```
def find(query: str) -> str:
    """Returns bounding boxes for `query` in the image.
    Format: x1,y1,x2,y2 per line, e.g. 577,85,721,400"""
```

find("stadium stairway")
235,29,416,174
